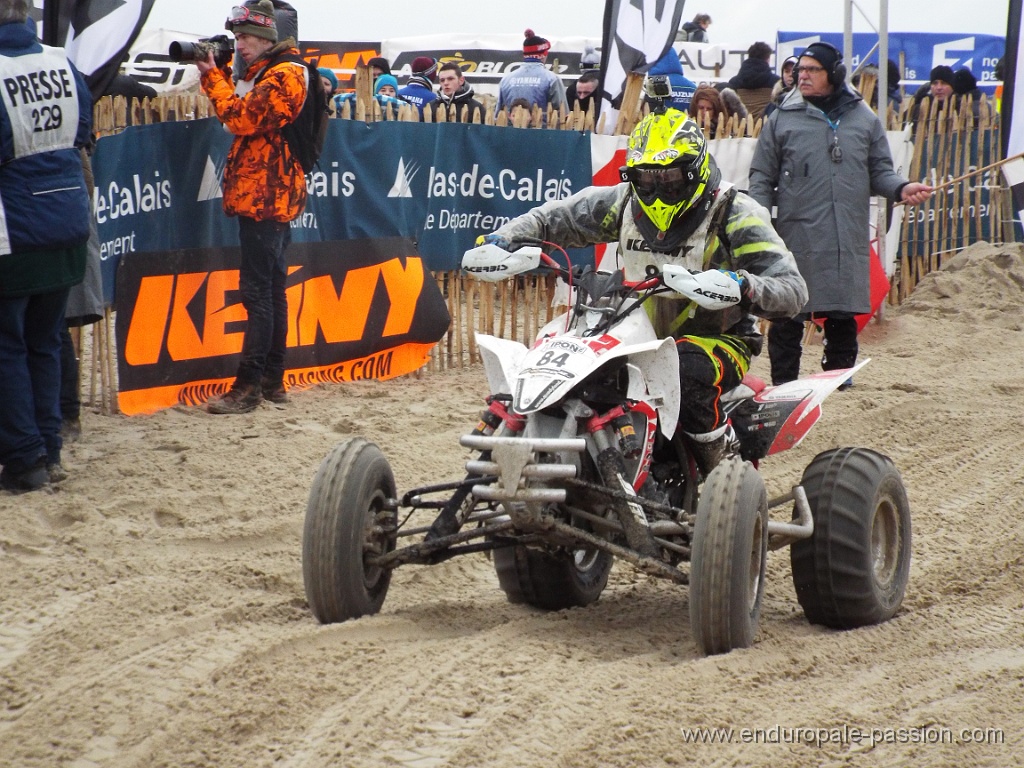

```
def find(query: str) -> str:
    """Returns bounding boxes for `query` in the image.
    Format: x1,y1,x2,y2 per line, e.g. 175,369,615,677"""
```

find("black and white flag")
37,0,156,99
598,0,687,133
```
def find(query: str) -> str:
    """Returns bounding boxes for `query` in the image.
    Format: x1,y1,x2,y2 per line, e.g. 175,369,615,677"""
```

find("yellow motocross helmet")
621,109,711,234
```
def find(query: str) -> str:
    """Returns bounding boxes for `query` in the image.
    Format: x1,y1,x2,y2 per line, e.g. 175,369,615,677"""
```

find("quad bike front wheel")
790,447,911,629
689,456,769,655
302,438,397,624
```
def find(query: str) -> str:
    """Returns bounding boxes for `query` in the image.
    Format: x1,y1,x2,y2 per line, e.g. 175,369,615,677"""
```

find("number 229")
32,105,63,132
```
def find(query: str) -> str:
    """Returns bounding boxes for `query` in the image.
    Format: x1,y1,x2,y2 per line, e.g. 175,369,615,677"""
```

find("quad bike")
302,242,911,655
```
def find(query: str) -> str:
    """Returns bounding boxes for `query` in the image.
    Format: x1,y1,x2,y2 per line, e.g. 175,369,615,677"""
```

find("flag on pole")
38,0,156,100
598,0,687,133
1005,0,1023,237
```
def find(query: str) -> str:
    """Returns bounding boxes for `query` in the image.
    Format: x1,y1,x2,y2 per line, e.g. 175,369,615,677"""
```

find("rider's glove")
719,269,752,300
475,233,512,251
667,267,743,310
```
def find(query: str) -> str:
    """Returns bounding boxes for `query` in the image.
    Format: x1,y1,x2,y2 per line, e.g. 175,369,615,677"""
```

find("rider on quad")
477,109,808,475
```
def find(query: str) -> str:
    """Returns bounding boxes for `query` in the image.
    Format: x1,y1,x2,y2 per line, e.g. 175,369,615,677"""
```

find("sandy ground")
2,241,1023,767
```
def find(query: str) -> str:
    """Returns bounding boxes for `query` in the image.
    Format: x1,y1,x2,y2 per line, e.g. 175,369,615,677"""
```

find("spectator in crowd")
566,70,599,114
0,0,93,492
850,59,903,113
368,55,391,78
749,42,933,388
196,0,307,413
579,44,600,72
432,61,484,122
334,73,407,117
476,109,806,474
59,148,105,449
994,56,1004,114
318,66,338,114
644,47,696,112
910,65,956,122
688,84,746,133
953,66,984,117
728,41,779,119
398,55,438,118
763,55,798,118
495,29,568,121
508,97,535,127
676,13,711,43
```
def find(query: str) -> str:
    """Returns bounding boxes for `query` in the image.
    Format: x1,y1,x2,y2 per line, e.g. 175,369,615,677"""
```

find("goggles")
620,165,696,205
227,5,275,28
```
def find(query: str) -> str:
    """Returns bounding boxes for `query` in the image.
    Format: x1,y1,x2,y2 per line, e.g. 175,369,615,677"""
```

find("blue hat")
317,67,338,92
374,74,399,94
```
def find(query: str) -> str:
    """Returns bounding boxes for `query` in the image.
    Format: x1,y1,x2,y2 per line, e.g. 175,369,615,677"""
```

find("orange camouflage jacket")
201,43,308,223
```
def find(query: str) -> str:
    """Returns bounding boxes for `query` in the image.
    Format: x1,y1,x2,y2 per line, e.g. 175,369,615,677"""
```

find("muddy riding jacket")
201,40,308,223
0,21,92,297
489,171,807,345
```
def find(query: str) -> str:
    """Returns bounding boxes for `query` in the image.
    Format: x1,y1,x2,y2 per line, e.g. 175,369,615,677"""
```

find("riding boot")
686,425,737,477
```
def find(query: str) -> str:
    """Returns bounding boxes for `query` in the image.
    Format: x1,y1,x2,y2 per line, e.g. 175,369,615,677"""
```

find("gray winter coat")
748,86,906,314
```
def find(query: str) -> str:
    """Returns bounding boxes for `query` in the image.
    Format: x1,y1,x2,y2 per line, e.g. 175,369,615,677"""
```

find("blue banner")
777,32,1005,94
92,119,595,305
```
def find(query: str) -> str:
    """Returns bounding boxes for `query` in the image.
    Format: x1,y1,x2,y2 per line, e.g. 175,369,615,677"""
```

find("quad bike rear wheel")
493,543,613,610
303,438,397,623
790,447,911,629
689,456,769,655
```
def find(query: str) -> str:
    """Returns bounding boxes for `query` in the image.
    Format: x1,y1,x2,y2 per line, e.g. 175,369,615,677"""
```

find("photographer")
195,0,307,414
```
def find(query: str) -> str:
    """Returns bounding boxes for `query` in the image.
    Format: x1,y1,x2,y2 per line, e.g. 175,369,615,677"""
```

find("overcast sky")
144,0,1011,44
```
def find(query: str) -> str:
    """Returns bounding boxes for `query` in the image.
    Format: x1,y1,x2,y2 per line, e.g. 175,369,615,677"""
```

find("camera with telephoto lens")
168,35,235,68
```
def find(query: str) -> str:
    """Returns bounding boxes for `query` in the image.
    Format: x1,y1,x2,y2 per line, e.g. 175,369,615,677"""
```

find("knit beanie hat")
318,67,338,93
411,56,439,83
953,67,977,94
225,0,278,43
374,74,399,95
930,65,955,86
801,42,841,74
523,28,551,58
580,44,600,71
368,56,391,75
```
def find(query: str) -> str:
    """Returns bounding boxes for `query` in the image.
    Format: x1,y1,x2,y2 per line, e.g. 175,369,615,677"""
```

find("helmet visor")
622,166,697,207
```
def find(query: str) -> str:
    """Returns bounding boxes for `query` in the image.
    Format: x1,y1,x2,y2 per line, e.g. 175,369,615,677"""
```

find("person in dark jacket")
0,0,93,492
749,41,933,387
432,61,484,123
728,42,780,90
953,66,983,117
566,70,599,115
676,13,711,43
910,65,956,123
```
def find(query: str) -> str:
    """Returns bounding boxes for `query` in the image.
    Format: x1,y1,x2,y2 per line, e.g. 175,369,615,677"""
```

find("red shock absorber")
472,397,525,436
587,405,641,459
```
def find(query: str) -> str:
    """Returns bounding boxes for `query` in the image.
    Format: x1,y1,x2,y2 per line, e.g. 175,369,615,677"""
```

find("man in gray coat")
749,41,932,386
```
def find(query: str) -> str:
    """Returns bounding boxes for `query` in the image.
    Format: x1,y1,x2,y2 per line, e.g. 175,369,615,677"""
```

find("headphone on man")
808,41,847,88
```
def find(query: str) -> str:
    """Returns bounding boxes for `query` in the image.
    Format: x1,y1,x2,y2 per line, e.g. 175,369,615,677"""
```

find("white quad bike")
302,242,911,655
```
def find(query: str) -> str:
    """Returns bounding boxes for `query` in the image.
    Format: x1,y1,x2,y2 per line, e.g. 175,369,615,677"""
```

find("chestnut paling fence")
81,72,1011,411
